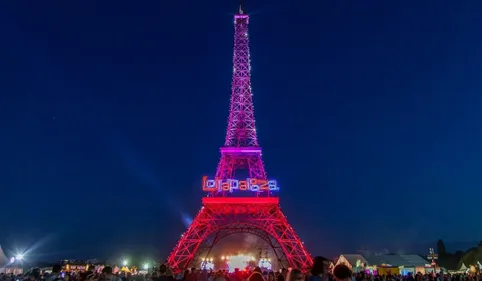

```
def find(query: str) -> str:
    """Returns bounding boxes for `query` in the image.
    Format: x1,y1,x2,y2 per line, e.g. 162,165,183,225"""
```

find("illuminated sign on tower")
202,176,279,193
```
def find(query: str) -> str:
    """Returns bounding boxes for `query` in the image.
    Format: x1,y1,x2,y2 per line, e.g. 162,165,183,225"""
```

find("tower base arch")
167,198,312,271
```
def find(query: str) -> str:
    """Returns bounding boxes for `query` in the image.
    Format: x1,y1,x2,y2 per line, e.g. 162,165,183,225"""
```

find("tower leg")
199,230,220,269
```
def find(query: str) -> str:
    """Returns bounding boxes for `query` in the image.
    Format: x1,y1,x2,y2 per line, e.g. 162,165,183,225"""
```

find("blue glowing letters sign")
202,176,279,192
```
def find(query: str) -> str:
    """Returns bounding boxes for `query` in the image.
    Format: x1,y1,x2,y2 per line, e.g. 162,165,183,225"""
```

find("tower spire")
238,0,245,14
225,1,256,147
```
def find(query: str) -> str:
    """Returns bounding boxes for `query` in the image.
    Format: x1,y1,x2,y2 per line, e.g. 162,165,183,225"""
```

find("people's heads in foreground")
102,266,113,277
158,264,167,274
286,269,304,281
52,264,62,274
333,264,352,281
311,256,329,277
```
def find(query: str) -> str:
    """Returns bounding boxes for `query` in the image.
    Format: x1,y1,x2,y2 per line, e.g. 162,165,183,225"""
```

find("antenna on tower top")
238,0,245,14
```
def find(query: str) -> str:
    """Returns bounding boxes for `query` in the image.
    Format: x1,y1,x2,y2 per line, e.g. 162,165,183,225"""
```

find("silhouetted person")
333,265,351,281
154,265,174,281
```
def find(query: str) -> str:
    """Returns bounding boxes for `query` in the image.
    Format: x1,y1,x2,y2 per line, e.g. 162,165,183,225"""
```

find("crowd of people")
0,257,479,281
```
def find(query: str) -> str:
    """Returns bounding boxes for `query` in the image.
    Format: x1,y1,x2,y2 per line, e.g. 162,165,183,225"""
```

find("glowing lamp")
122,260,128,266
10,257,15,263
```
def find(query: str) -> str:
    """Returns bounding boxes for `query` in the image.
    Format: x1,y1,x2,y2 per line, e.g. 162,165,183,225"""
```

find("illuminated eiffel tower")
166,1,312,271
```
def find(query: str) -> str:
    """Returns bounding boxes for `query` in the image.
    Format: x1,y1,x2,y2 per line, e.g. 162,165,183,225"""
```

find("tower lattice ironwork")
216,1,266,182
166,1,313,272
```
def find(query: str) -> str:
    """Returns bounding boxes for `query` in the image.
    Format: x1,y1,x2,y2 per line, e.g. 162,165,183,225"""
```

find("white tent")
0,244,12,274
0,245,9,266
0,245,23,275
459,263,467,271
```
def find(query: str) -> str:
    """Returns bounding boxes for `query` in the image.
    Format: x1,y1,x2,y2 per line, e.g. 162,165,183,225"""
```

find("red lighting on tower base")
167,198,311,271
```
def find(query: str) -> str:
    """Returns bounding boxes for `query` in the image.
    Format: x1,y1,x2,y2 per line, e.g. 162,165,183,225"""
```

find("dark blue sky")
1,0,482,261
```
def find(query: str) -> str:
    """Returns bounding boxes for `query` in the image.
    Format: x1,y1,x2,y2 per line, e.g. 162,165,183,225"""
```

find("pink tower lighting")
213,1,268,192
226,2,258,148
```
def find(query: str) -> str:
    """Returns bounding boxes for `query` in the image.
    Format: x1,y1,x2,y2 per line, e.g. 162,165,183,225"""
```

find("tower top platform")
202,197,279,205
220,147,262,154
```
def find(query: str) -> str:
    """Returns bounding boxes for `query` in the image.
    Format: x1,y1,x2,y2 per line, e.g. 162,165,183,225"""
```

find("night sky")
1,0,482,261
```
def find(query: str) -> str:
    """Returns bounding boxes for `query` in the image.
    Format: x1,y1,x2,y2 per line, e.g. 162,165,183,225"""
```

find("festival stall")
63,264,89,272
335,255,369,273
377,266,400,275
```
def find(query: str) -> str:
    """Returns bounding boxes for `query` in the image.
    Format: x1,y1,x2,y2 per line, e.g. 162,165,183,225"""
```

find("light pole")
427,248,438,275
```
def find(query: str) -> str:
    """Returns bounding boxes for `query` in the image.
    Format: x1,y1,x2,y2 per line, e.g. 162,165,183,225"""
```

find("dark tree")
437,239,446,256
